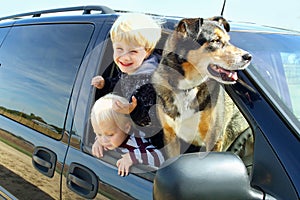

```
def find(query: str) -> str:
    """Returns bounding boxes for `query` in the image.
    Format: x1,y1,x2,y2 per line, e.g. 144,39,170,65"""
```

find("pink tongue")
218,68,238,81
228,71,238,81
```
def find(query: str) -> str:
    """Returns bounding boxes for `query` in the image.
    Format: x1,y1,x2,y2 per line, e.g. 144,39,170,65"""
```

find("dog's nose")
242,53,252,61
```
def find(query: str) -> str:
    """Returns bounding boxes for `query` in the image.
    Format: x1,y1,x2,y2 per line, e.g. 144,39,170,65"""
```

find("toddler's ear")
124,122,131,134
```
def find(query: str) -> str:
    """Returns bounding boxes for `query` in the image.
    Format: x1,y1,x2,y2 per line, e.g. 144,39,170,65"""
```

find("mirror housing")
153,152,266,200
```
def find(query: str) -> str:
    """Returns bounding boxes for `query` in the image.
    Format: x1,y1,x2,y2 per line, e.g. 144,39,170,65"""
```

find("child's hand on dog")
113,96,137,114
91,75,105,89
116,153,133,176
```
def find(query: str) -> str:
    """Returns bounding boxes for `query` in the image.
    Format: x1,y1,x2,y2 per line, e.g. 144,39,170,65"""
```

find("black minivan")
0,6,299,200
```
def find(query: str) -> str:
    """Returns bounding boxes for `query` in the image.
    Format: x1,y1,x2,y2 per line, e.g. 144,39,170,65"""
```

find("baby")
90,93,165,176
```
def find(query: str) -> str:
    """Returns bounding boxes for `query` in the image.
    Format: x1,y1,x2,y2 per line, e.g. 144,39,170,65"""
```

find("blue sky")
1,0,300,31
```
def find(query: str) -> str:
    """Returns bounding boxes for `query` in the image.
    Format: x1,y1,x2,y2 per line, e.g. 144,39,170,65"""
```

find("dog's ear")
176,18,204,38
208,16,230,32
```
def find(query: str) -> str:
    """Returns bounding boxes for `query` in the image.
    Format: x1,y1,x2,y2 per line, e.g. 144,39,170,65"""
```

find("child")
90,93,165,176
91,13,162,138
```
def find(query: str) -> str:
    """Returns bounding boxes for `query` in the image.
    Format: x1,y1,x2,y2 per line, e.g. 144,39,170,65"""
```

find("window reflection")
0,24,94,139
230,32,300,126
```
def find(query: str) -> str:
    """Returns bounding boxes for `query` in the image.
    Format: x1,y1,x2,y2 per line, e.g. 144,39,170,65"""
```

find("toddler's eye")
115,47,123,52
103,132,114,137
130,50,138,53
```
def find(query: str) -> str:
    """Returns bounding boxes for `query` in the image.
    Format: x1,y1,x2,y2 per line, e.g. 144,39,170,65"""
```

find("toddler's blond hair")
110,13,161,53
91,94,132,134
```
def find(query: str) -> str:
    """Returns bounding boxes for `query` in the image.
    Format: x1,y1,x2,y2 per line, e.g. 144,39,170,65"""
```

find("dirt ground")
0,139,109,200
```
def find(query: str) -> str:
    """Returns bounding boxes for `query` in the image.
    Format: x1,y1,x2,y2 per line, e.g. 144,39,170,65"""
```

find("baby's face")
113,41,149,74
96,120,129,150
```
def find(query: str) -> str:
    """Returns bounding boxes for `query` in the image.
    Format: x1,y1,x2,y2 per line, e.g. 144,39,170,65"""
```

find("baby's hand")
116,153,133,176
113,96,137,114
91,75,105,89
92,138,104,158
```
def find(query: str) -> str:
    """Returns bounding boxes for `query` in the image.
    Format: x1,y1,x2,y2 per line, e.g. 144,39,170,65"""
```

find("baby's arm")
115,137,165,176
116,153,133,176
132,147,165,168
92,137,104,158
127,136,165,168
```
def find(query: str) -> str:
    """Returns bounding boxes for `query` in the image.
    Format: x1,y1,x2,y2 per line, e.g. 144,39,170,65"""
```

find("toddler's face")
113,41,149,74
96,119,129,150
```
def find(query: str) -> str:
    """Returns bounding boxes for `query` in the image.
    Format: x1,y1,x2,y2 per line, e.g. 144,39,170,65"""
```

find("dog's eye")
211,39,221,44
211,39,224,47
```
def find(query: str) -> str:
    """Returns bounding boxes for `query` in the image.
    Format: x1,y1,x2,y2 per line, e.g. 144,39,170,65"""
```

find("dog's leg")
162,122,181,158
156,106,181,158
199,106,223,152
198,84,226,152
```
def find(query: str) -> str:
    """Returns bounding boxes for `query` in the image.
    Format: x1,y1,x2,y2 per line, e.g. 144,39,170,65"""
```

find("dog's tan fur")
152,17,252,158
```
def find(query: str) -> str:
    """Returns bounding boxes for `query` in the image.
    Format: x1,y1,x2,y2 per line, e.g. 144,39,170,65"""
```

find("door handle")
32,147,57,178
32,155,52,168
67,163,98,199
68,174,93,191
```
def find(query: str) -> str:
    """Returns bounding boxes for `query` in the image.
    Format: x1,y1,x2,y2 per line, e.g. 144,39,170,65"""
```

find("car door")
0,21,95,199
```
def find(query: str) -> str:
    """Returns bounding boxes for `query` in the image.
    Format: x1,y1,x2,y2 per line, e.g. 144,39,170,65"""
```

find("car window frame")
230,30,300,138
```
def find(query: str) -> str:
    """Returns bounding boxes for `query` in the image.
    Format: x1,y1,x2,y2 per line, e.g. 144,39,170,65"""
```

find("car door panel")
0,115,64,200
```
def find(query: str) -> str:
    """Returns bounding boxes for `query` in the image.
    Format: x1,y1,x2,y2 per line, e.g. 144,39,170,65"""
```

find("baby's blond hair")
110,13,161,53
91,94,132,134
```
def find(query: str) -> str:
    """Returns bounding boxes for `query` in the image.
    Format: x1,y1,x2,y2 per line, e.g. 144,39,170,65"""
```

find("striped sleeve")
132,137,165,167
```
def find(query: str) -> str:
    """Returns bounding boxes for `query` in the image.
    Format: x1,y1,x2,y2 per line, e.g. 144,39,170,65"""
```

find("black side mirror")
153,152,272,200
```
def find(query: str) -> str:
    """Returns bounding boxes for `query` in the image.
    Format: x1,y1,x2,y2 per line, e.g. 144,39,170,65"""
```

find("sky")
1,0,300,32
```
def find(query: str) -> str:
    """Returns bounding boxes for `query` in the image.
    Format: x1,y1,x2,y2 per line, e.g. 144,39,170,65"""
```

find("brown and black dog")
152,17,252,158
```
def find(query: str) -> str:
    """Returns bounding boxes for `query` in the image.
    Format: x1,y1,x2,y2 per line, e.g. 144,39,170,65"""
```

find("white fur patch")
165,87,206,145
177,76,208,90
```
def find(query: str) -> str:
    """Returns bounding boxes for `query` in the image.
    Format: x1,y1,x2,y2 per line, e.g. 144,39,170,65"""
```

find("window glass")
230,32,300,132
0,24,94,139
281,52,300,120
0,27,10,47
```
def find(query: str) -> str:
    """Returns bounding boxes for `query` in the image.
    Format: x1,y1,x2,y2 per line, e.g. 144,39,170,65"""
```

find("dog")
152,17,253,158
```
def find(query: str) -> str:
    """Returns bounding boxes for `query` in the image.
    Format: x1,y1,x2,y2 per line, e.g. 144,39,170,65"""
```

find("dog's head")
165,16,252,88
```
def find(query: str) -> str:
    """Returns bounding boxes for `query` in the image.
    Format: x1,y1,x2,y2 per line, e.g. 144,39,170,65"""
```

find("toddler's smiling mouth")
120,62,132,67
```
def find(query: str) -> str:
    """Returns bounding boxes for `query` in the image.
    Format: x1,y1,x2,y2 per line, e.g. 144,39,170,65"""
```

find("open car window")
83,23,255,179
